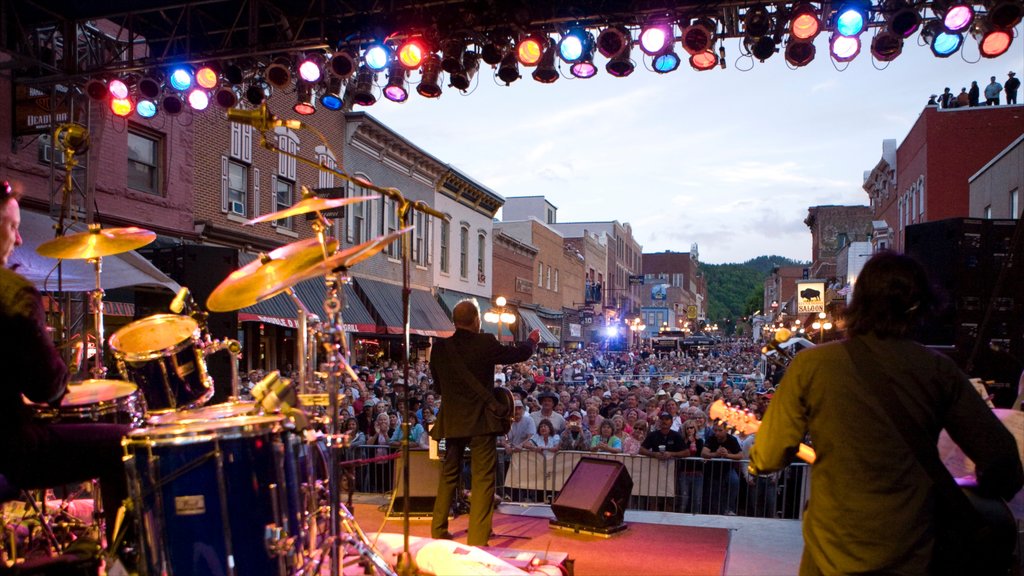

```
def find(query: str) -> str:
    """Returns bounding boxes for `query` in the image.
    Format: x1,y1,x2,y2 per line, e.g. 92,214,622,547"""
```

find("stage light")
138,74,162,99
922,21,963,56
384,61,409,102
450,52,479,91
329,51,357,78
606,48,635,77
789,3,822,40
830,33,862,61
162,94,184,115
398,38,427,69
321,77,344,110
887,2,921,37
85,79,108,100
106,78,130,100
835,2,870,37
516,35,545,66
639,22,674,55
532,39,559,83
480,37,507,65
223,63,244,85
136,99,158,118
213,86,238,108
652,51,681,73
265,57,292,88
785,41,817,66
596,26,631,58
870,30,904,61
939,0,975,32
689,49,718,71
245,80,269,105
110,98,133,117
497,52,521,84
351,66,377,106
681,19,717,55
169,67,193,91
293,83,316,115
974,23,1013,57
196,65,219,89
364,43,390,71
570,60,598,78
188,89,210,111
559,29,592,62
746,36,778,61
297,54,323,83
417,54,443,98
745,4,774,37
441,41,466,74
985,0,1023,28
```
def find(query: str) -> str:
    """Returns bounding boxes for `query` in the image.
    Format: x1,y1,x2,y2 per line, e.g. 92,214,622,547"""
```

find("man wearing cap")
1006,71,1019,105
530,390,566,434
640,412,688,460
559,411,592,451
429,299,540,545
502,400,536,452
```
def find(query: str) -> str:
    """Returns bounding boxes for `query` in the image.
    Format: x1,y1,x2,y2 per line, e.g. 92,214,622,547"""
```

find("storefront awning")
13,211,180,293
518,308,559,346
436,289,511,340
354,277,454,338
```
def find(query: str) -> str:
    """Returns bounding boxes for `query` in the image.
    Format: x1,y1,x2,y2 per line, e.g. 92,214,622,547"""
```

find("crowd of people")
929,70,1020,108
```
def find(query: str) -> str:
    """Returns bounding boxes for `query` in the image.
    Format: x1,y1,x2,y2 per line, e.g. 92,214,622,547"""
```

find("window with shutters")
315,146,336,189
538,261,544,286
384,197,400,258
273,176,294,229
412,211,428,265
275,128,298,180
230,123,253,163
554,269,559,292
459,225,469,279
477,231,486,282
222,158,248,216
440,219,450,274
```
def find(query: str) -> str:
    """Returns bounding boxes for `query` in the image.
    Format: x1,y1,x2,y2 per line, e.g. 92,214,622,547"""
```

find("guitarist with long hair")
429,299,540,546
750,251,1022,575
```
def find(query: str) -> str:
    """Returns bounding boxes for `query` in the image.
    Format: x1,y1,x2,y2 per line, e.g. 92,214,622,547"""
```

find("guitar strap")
843,337,982,532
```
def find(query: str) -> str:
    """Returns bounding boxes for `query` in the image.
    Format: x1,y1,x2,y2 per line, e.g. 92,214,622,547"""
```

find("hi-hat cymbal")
36,226,156,259
246,194,379,225
206,238,340,312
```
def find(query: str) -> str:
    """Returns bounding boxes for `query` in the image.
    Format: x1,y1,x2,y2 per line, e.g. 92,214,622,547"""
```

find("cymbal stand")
86,253,107,378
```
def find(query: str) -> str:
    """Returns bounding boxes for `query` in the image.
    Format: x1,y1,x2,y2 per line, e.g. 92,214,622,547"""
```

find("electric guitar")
710,400,1017,571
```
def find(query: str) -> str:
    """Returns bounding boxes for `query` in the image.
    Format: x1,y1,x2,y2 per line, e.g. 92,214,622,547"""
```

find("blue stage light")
169,67,192,91
136,100,158,118
835,4,868,36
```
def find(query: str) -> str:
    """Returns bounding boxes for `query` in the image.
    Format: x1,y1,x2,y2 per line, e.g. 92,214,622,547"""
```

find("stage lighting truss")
681,18,718,56
384,61,409,102
921,20,964,56
935,0,975,32
984,0,1024,28
870,29,904,61
532,39,560,83
973,20,1014,57
788,2,822,41
639,21,674,55
596,26,631,59
834,1,871,37
829,31,862,61
417,54,443,98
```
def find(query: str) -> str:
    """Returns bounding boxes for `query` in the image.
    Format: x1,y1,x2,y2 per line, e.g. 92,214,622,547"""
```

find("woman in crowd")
677,420,705,513
590,420,623,454
623,408,641,434
610,414,629,446
622,420,648,455
525,419,560,454
389,411,424,447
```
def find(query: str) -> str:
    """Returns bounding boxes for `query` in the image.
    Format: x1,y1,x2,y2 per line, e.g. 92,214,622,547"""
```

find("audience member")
985,75,1003,105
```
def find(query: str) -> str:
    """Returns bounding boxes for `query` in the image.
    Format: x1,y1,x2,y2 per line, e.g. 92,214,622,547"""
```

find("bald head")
453,299,481,331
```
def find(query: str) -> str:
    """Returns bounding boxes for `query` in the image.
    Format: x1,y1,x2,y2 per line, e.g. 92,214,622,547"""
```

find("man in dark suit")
429,299,539,545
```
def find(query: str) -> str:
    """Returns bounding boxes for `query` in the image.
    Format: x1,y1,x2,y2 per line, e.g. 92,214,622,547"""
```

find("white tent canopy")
9,210,181,294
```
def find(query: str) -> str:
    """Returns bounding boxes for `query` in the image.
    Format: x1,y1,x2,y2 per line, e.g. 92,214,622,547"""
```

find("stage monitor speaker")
551,457,632,535
391,448,440,516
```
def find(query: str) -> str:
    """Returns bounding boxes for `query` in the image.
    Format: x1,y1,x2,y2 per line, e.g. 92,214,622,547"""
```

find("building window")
273,177,294,229
223,158,248,216
1011,189,1019,218
837,233,848,248
554,269,559,292
546,265,551,289
985,204,992,219
384,198,400,258
351,185,366,244
459,226,469,279
127,131,160,194
538,261,544,286
413,211,428,265
477,232,486,281
440,219,450,273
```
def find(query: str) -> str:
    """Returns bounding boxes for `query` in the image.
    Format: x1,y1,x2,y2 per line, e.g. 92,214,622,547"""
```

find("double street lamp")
629,317,646,349
484,295,517,341
811,311,833,343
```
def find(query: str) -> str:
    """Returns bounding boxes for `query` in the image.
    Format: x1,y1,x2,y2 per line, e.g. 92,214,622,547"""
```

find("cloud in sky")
366,32,1021,264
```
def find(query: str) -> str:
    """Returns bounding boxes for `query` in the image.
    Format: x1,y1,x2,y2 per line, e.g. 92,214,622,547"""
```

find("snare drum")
110,314,213,413
125,415,295,576
146,401,256,427
30,379,144,427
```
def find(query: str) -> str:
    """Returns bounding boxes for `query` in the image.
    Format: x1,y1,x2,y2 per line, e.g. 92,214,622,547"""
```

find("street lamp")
810,311,832,343
629,317,646,349
484,295,517,341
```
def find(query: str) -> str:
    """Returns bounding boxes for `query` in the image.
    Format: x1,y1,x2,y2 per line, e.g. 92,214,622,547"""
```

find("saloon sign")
796,281,826,314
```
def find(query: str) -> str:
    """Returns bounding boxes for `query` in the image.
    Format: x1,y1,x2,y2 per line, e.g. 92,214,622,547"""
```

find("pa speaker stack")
550,457,632,536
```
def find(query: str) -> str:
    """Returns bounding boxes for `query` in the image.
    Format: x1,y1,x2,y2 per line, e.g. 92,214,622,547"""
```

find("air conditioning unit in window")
478,273,487,283
229,201,244,215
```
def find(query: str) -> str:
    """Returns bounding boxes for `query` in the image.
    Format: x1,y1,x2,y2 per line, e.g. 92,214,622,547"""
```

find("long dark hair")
843,251,936,339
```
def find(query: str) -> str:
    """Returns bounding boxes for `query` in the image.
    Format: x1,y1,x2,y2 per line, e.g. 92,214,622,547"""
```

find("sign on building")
629,275,644,286
796,281,826,314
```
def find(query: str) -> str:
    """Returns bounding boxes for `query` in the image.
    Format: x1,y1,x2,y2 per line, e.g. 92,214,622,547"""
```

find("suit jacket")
429,328,535,440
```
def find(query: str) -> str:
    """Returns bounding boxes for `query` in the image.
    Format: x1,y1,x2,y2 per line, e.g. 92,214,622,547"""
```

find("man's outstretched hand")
528,329,541,345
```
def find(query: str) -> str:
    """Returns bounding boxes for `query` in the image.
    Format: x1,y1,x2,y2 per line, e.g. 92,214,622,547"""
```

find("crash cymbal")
324,227,414,270
206,237,339,312
245,194,379,225
36,226,156,259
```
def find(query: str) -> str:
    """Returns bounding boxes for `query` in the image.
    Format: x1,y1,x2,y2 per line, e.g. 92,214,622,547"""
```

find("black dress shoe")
435,531,454,540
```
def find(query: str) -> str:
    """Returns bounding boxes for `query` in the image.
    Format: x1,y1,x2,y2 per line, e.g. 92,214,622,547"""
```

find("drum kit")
29,189,410,575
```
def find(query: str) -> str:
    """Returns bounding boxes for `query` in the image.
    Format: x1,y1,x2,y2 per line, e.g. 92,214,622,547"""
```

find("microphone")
226,105,303,131
250,371,280,408
169,286,190,313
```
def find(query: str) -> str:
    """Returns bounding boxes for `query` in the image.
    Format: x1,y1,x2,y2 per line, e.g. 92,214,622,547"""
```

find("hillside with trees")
702,256,807,335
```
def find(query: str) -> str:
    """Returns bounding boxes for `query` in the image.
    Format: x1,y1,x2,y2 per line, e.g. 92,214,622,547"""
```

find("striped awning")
518,308,559,346
353,277,454,338
435,289,511,340
238,278,375,332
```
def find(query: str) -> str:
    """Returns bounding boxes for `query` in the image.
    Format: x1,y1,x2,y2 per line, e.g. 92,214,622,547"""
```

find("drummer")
0,182,128,543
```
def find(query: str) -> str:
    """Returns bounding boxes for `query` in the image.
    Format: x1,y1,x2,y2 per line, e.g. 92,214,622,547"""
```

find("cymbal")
36,226,156,259
245,194,379,225
206,237,340,312
324,227,414,270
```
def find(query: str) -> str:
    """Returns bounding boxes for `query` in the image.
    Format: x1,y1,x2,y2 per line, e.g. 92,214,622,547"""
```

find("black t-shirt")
641,428,686,453
705,433,741,455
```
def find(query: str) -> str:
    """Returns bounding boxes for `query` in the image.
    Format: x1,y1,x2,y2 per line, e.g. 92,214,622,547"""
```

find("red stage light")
110,98,133,117
398,39,427,69
517,36,544,66
196,66,219,89
689,50,718,71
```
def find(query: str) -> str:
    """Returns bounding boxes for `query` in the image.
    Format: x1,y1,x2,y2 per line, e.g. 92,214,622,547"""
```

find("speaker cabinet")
550,457,633,535
391,449,440,516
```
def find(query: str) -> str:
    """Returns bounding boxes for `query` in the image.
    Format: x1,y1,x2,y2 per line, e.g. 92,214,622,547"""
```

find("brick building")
803,205,873,280
641,250,705,336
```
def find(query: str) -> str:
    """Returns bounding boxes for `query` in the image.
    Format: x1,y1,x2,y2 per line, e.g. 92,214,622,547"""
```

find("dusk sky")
365,29,1022,264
